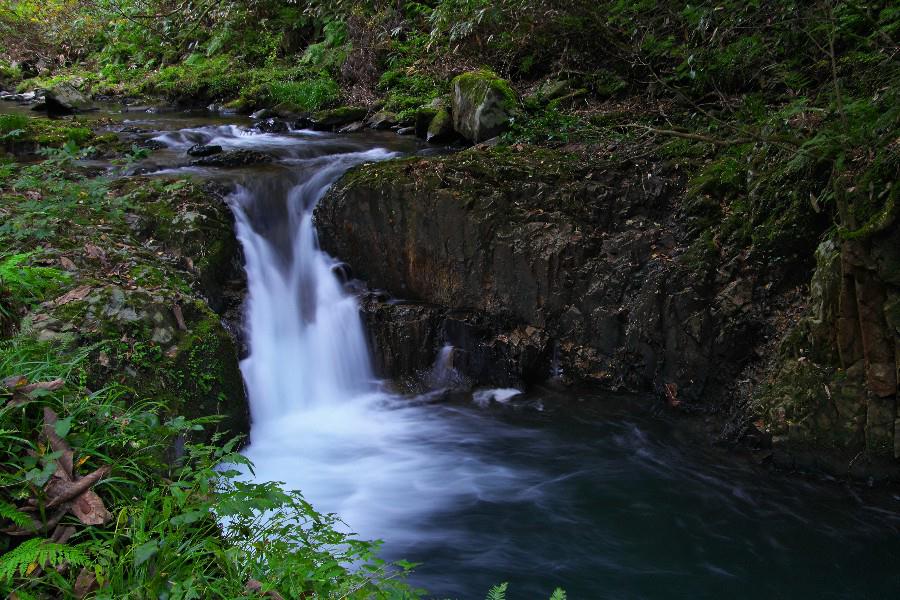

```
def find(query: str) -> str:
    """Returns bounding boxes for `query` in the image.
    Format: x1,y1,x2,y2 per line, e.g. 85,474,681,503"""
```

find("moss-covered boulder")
312,106,368,131
6,167,249,442
42,82,93,113
450,70,517,142
31,283,248,439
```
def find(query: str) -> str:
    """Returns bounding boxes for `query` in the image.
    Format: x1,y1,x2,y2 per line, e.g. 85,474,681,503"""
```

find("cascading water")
230,152,385,423
216,134,533,551
145,119,900,600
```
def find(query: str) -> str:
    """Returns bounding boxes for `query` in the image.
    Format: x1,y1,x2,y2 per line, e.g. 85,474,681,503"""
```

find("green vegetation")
0,333,418,599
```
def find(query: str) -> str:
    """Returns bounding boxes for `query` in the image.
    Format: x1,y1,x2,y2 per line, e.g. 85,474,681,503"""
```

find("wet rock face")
758,228,900,463
318,146,758,399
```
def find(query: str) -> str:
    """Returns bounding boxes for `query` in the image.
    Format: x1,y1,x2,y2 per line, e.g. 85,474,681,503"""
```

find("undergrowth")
0,333,420,599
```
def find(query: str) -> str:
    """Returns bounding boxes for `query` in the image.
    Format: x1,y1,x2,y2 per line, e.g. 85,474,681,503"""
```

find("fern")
550,588,567,600
0,253,68,305
0,500,31,527
0,538,90,582
485,582,508,600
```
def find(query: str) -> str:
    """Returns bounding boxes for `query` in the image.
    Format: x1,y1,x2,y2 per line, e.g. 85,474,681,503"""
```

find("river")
86,111,900,598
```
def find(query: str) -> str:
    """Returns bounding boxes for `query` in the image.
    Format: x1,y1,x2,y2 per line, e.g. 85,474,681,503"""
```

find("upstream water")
136,116,900,599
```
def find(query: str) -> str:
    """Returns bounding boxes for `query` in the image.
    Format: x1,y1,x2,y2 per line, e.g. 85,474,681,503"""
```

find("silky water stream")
147,118,900,599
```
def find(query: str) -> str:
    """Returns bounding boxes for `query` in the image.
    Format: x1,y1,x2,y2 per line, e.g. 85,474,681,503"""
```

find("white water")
212,129,534,544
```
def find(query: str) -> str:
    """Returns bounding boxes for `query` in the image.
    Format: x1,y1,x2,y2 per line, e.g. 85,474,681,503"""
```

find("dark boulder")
311,107,368,131
191,149,273,168
187,144,224,157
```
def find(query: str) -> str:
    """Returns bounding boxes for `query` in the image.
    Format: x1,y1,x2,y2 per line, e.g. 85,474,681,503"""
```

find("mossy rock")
32,282,248,441
414,107,438,138
312,106,368,130
451,70,517,143
1,115,95,155
426,108,454,143
754,357,864,451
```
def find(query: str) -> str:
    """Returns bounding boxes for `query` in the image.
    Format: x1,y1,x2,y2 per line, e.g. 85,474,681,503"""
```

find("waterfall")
153,124,535,580
229,150,390,426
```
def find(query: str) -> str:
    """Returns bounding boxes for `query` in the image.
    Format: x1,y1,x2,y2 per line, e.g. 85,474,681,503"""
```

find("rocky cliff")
317,144,899,477
318,146,765,401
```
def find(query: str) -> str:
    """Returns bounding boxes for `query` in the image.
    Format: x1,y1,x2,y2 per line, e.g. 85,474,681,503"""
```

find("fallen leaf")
41,409,113,526
71,491,112,526
83,243,106,261
59,257,77,271
74,567,99,598
3,378,64,407
51,286,93,307
1,375,27,389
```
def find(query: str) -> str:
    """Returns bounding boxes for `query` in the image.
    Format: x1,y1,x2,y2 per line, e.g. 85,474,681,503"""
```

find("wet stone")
187,144,223,157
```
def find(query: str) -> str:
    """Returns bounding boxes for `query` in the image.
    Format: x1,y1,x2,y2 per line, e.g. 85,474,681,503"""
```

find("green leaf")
54,416,73,438
169,510,208,526
134,539,159,567
486,582,508,600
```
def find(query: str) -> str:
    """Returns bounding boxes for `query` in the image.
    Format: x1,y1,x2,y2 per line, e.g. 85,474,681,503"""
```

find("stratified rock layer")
317,145,758,399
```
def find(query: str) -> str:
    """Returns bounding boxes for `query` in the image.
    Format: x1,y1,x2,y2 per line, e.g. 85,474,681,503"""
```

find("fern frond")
485,582,508,600
0,253,69,304
0,538,90,582
0,499,31,527
549,588,567,600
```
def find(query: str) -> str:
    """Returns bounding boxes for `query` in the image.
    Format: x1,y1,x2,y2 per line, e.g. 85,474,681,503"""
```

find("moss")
0,116,96,149
426,108,453,141
451,69,517,112
753,358,859,449
266,75,340,112
169,300,248,438
314,106,367,120
379,71,444,122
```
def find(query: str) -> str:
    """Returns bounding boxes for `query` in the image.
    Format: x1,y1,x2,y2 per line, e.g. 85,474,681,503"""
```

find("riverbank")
0,108,426,598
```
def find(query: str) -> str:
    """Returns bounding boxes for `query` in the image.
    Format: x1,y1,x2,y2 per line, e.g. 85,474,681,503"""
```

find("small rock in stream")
191,149,273,168
187,144,224,157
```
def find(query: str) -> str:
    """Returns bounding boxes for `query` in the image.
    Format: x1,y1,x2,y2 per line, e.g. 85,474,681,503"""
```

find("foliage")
0,538,91,582
0,253,68,307
0,333,419,598
268,74,340,111
378,70,443,121
0,114,28,140
485,582,509,600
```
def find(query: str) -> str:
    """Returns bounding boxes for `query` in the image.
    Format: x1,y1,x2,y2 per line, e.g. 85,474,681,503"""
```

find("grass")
0,334,420,599
267,75,340,112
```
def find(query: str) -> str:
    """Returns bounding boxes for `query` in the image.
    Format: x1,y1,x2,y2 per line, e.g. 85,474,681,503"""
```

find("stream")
39,110,900,598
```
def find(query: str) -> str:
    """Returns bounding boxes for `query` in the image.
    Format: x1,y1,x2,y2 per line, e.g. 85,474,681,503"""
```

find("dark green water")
386,388,900,599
